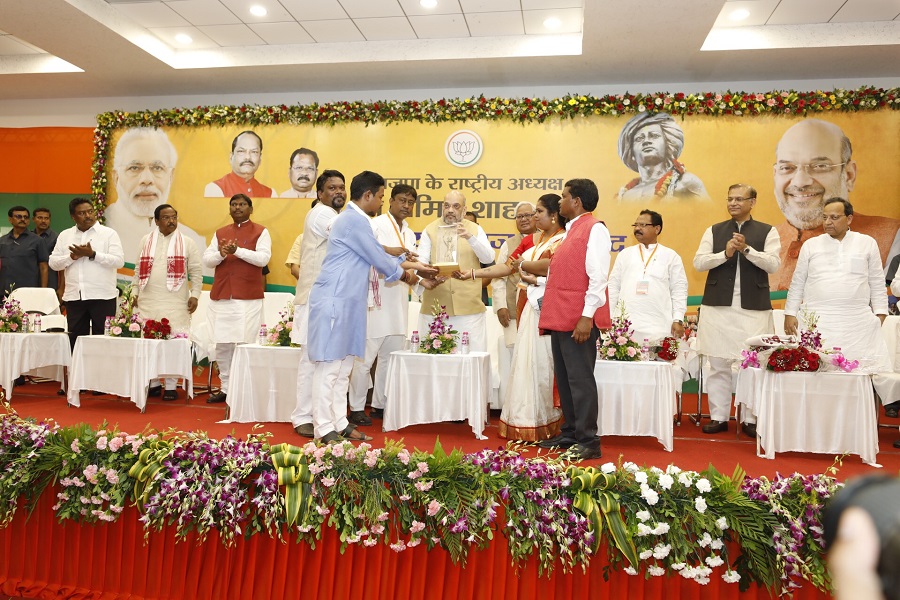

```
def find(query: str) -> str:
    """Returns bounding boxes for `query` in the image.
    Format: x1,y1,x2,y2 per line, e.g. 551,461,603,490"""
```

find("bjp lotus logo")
444,130,483,167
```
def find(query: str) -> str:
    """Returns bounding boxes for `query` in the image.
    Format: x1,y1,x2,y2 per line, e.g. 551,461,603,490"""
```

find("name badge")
636,280,649,295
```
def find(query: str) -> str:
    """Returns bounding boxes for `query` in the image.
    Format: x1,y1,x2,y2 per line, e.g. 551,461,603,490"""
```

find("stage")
0,375,898,600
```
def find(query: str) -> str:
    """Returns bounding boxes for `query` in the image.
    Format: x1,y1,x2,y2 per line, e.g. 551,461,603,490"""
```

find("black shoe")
702,420,728,434
91,390,105,396
894,439,900,449
206,391,227,404
369,408,384,419
163,390,178,401
741,422,757,438
567,444,602,461
886,407,899,418
148,386,162,397
348,410,372,426
294,423,314,438
537,435,576,450
318,431,343,444
13,376,26,387
57,389,66,396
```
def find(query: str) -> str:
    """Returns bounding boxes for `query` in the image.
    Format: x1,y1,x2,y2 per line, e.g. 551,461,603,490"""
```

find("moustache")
241,161,255,166
131,186,161,201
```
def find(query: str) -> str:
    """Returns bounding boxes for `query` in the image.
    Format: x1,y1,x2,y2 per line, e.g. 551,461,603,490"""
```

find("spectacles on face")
516,213,535,220
291,165,316,173
726,197,754,203
631,222,655,229
774,162,848,176
10,214,29,221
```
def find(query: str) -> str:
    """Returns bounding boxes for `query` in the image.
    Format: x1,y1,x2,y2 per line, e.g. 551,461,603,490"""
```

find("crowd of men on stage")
2,118,899,455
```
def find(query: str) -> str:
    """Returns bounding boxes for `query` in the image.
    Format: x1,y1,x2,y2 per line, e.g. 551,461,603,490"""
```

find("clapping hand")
219,238,239,256
68,241,93,260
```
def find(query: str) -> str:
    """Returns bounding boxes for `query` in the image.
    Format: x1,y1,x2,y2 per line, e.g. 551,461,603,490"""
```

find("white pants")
417,312,487,354
215,343,236,394
706,356,755,424
348,334,405,411
290,344,315,428
150,377,180,391
312,356,354,438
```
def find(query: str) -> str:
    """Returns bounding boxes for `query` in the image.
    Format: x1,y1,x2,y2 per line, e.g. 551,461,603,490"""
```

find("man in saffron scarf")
616,112,709,202
133,204,202,400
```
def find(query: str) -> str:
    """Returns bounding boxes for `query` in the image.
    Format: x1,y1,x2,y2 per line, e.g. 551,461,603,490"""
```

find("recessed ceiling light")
420,0,437,8
249,5,268,17
175,33,193,44
543,17,561,30
729,8,750,21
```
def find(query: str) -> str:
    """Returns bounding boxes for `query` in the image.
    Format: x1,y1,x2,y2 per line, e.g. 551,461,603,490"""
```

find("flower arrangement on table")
598,302,642,361
421,302,457,354
0,297,25,333
106,285,143,338
142,318,172,339
0,399,844,596
741,311,841,373
265,302,297,347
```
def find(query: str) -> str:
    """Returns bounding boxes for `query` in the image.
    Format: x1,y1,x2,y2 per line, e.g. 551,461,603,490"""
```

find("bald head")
442,191,466,224
773,119,856,230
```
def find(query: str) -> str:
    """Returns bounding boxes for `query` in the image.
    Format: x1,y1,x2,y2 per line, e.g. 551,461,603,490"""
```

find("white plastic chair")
8,287,60,315
38,314,67,332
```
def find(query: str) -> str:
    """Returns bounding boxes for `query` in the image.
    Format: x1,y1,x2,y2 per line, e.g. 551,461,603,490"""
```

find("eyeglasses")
291,165,317,173
726,197,754,203
515,213,535,220
10,214,29,220
631,223,656,229
774,162,848,176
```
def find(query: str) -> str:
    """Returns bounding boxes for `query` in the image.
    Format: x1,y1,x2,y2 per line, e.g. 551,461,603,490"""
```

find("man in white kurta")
784,199,891,373
307,171,423,443
201,195,271,403
609,209,688,343
416,191,496,353
694,185,780,435
289,170,346,438
132,205,202,398
347,185,431,422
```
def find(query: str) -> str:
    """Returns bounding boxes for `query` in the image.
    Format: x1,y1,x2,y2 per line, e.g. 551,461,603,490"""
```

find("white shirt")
554,213,611,318
49,223,124,302
785,230,888,317
201,220,272,271
608,242,688,340
367,213,418,338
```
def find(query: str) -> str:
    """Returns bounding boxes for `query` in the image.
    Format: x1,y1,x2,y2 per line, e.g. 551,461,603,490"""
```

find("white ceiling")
0,0,898,101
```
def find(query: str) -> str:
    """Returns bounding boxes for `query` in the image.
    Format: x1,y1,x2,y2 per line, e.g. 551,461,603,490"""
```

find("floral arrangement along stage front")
0,403,843,596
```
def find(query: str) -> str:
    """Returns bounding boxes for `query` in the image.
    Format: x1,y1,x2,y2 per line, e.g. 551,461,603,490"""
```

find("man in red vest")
202,194,271,404
536,179,612,460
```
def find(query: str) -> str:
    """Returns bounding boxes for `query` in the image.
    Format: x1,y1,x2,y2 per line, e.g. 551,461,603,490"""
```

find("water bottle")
410,330,419,353
22,315,30,333
641,338,650,361
33,314,41,333
258,324,268,346
460,331,469,354
104,316,112,336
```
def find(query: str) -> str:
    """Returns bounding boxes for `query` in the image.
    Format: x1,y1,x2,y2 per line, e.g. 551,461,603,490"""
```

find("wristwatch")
89,251,97,261
742,247,751,255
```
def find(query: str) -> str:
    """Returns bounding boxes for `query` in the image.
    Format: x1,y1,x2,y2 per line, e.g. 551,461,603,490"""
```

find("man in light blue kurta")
307,171,424,443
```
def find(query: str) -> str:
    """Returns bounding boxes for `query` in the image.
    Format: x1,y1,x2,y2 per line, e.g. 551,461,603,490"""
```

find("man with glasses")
204,131,275,198
0,206,49,298
770,119,900,291
783,198,891,375
693,185,780,437
608,209,688,343
281,148,319,198
492,202,537,349
49,198,124,348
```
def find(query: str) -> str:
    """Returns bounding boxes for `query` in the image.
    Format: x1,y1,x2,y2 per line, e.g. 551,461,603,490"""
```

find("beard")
777,181,847,230
117,183,168,218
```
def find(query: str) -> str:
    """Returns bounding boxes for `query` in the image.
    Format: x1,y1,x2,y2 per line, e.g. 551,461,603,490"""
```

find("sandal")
340,424,372,441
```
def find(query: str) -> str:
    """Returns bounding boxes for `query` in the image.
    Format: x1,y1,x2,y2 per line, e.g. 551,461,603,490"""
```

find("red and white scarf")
137,230,187,292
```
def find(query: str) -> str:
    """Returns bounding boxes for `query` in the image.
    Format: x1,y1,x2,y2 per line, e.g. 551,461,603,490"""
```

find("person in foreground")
535,179,611,461
202,194,271,405
783,198,891,374
693,184,780,437
458,193,565,441
307,171,435,444
132,204,203,400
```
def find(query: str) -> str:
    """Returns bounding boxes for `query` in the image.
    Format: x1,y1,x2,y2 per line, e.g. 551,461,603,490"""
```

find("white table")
68,335,193,412
223,343,302,423
594,360,679,451
735,367,878,465
0,332,71,399
383,351,491,439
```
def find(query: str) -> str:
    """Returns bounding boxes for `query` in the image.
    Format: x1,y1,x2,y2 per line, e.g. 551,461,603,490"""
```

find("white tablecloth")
735,367,878,465
223,343,302,423
68,336,194,412
383,351,490,439
0,332,71,399
594,360,678,451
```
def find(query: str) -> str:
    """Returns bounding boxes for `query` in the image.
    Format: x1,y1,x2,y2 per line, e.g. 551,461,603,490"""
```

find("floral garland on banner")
89,87,900,214
0,401,847,595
